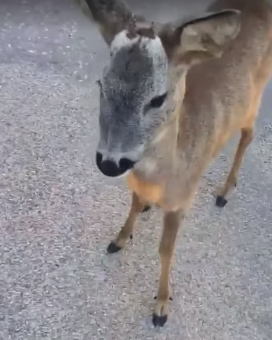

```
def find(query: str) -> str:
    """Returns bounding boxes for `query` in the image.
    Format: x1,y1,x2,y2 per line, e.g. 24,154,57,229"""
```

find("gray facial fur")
97,30,169,164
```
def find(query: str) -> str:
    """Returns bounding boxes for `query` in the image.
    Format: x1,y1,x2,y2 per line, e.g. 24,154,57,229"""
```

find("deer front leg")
107,192,147,253
153,210,184,327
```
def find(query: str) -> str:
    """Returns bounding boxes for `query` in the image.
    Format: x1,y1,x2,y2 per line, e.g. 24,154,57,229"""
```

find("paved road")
1,0,272,339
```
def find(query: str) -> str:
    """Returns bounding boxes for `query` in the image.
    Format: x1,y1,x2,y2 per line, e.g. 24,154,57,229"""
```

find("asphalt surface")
1,0,272,339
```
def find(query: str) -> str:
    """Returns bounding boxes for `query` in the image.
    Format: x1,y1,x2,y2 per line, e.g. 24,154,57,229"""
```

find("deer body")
128,0,272,211
80,0,272,327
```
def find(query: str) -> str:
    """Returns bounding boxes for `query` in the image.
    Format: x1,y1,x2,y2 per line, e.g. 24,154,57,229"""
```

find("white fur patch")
140,35,166,61
110,30,139,53
142,158,157,174
110,30,166,59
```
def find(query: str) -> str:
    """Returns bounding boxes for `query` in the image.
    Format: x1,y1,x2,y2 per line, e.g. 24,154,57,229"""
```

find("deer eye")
149,92,167,109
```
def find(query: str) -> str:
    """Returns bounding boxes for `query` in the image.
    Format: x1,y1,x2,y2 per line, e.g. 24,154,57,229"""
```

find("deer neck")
133,101,181,181
133,71,185,181
126,108,180,205
126,72,185,205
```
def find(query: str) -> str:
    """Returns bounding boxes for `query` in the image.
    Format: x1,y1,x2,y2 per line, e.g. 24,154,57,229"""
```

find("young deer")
82,0,272,327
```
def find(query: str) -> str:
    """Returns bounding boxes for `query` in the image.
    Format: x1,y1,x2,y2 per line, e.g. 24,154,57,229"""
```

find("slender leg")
107,192,145,253
216,127,253,207
152,210,184,327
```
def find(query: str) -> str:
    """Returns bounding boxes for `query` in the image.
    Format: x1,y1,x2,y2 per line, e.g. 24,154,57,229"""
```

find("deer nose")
96,152,135,177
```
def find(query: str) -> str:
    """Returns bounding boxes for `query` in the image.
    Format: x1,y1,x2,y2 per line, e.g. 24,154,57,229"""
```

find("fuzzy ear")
84,0,137,45
158,10,241,66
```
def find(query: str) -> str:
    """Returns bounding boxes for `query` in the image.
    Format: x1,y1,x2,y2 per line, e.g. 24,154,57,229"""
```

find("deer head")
86,0,241,177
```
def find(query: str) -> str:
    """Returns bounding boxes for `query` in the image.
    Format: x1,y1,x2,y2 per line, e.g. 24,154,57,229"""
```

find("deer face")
97,30,170,177
88,0,241,177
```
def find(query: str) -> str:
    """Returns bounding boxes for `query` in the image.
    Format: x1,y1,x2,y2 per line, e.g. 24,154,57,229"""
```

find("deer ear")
83,0,137,46
158,9,241,66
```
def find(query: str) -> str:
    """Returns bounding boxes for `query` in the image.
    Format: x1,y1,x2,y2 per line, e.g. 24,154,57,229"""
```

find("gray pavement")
0,0,272,339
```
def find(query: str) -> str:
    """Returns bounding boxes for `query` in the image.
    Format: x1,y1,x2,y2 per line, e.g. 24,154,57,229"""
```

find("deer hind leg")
107,192,147,253
153,210,184,327
216,127,253,208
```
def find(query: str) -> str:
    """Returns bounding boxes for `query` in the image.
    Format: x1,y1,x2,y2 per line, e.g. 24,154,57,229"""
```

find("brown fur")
115,0,272,326
78,0,272,327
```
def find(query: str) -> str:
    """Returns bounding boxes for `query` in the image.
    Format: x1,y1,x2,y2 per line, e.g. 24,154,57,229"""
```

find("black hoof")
154,296,173,301
142,205,151,213
216,195,228,208
107,242,122,254
130,234,133,239
152,313,167,327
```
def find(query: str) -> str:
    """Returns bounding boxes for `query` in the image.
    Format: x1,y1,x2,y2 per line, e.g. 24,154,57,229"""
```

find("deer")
80,0,272,327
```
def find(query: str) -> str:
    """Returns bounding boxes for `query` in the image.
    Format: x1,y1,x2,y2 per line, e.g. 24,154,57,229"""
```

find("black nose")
96,152,135,177
119,158,135,172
